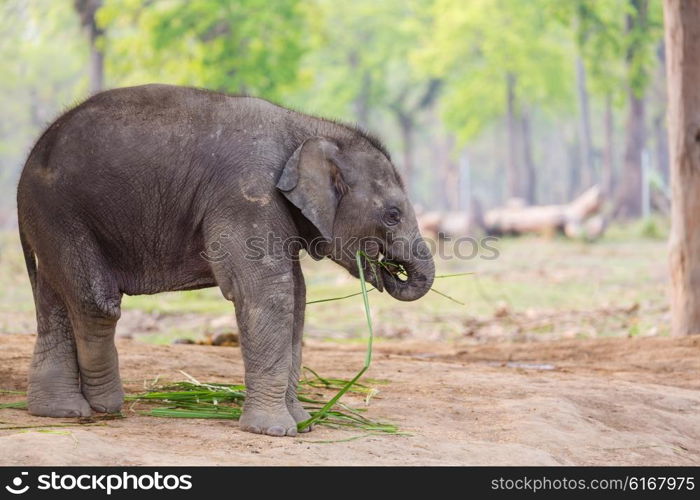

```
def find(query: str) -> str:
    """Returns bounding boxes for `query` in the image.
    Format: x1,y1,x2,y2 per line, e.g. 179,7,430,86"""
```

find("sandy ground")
0,333,698,466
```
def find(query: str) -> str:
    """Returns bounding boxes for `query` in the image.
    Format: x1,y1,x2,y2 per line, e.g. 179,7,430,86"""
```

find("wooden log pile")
484,186,606,239
418,186,607,240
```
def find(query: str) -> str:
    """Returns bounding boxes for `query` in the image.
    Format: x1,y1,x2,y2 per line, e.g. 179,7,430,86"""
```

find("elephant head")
277,135,435,301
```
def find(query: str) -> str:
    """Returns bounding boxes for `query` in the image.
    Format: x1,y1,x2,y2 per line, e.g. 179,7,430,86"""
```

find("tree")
561,0,602,193
74,0,104,93
551,0,663,205
416,0,574,204
388,78,441,194
651,41,669,184
612,0,663,218
98,0,310,100
615,0,649,218
574,53,594,191
289,0,438,195
569,0,627,199
505,73,521,201
664,0,700,336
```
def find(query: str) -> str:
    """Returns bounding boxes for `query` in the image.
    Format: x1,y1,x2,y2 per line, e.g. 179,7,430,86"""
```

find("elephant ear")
277,137,348,241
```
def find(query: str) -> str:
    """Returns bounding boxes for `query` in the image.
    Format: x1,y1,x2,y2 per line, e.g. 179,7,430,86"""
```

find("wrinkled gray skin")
17,84,435,436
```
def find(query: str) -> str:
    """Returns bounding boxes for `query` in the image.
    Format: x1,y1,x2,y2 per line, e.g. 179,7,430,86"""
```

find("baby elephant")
17,84,435,436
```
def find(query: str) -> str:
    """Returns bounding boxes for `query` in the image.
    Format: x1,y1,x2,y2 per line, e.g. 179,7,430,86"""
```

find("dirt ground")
1,333,698,466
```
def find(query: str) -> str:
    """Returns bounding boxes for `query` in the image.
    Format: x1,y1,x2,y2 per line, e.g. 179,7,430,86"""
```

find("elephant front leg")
286,260,313,430
234,273,298,437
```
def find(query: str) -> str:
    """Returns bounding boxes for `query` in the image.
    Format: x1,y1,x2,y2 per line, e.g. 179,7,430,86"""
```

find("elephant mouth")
353,241,434,302
378,255,408,285
361,251,411,295
378,245,434,302
378,255,418,298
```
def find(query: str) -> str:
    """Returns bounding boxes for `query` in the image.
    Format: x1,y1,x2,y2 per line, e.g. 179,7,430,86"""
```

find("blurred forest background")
4,1,700,466
0,0,678,344
0,0,670,342
0,0,668,225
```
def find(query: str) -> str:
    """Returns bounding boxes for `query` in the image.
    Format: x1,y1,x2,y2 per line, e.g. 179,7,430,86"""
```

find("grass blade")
306,288,376,304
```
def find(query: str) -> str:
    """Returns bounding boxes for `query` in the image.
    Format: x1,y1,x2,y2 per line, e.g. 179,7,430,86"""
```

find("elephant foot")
27,390,92,418
82,381,124,414
239,407,297,437
28,362,92,418
287,399,314,433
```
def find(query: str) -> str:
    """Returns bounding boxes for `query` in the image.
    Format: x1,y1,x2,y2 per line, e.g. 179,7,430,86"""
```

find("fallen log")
484,185,605,239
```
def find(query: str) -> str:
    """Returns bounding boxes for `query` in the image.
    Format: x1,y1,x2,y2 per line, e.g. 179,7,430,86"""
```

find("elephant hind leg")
67,275,124,414
71,307,124,413
27,273,91,418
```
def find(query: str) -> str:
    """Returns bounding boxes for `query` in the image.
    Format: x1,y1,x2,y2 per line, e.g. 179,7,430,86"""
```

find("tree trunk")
505,72,521,201
576,55,595,189
654,113,670,186
74,0,104,93
354,71,371,127
89,28,104,94
567,140,581,201
430,125,457,211
520,108,536,204
653,41,670,184
602,94,616,197
397,112,414,195
389,80,441,201
614,0,648,218
442,134,460,210
28,88,44,129
664,0,700,336
616,94,646,218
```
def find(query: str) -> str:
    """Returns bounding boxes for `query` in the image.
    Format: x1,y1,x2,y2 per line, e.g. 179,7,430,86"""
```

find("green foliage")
548,0,663,101
413,0,574,144
623,0,663,97
548,0,625,101
98,0,310,100
0,0,668,214
287,0,435,125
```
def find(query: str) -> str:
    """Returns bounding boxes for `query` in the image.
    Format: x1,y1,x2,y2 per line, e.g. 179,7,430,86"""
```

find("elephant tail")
19,225,37,300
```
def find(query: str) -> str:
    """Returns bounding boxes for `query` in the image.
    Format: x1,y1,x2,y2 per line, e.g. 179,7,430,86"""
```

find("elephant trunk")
381,237,435,302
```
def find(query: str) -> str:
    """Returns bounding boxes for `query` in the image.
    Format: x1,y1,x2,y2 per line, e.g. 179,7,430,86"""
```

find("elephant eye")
382,207,401,226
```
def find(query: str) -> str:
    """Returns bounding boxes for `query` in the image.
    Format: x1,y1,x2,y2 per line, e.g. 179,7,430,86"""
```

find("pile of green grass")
124,368,396,434
0,371,397,434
